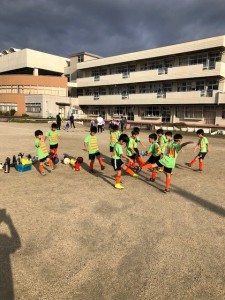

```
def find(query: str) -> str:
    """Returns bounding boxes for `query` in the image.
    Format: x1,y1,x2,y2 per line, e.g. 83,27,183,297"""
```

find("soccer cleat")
185,162,191,167
101,165,105,170
146,178,155,182
197,169,203,173
133,174,139,178
89,169,94,173
163,189,170,193
41,172,46,176
115,183,124,189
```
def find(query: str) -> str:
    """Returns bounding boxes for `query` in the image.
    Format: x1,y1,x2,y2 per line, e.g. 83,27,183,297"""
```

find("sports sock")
199,160,203,171
125,167,135,176
189,158,197,166
152,169,157,180
39,164,44,173
90,161,94,170
166,177,171,190
115,175,121,184
142,163,153,170
137,156,144,167
98,157,104,166
47,158,54,167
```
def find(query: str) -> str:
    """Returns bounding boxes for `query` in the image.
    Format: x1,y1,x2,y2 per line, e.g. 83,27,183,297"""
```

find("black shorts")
156,161,172,174
39,155,49,162
198,152,207,159
148,155,160,164
128,154,136,161
110,146,114,152
134,148,140,157
111,159,124,171
89,151,101,160
50,144,58,150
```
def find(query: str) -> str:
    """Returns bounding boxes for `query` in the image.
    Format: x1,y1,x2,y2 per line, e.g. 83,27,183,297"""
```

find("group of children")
35,122,209,193
85,124,209,192
34,123,61,176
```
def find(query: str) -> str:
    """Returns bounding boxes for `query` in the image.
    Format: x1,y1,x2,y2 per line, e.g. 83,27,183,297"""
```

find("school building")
1,35,225,126
74,35,225,127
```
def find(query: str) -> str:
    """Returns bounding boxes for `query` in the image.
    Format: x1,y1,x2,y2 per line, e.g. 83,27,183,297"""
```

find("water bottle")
4,157,10,173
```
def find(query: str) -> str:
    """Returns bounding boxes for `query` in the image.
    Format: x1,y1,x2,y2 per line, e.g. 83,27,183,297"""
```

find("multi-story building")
1,36,225,126
0,48,78,118
75,35,225,126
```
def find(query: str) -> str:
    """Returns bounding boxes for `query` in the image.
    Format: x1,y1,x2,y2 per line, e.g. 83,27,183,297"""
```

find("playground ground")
0,122,225,300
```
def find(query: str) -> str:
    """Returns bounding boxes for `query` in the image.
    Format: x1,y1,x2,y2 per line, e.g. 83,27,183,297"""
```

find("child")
111,134,138,189
65,120,70,131
156,129,167,157
35,130,54,176
186,129,210,172
158,131,173,172
126,130,138,168
141,133,193,193
142,133,161,182
84,126,105,173
132,127,146,168
90,119,95,131
45,123,61,159
110,124,120,154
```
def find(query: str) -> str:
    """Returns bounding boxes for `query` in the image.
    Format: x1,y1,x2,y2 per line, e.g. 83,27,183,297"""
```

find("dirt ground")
0,122,225,300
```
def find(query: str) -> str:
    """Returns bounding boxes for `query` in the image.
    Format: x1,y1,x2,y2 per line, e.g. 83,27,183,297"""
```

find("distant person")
120,116,127,132
90,119,95,131
96,115,104,133
70,114,75,128
56,113,62,130
185,129,210,172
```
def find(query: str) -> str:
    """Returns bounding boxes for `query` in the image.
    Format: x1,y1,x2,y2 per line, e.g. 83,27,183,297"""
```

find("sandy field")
0,122,225,300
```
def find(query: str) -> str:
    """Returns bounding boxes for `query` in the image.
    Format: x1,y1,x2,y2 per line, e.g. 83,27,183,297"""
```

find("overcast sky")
1,0,225,58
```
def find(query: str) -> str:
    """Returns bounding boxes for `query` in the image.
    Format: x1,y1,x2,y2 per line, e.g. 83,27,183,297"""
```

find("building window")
143,106,160,117
222,107,225,119
0,102,18,112
26,103,41,113
176,106,203,119
207,79,218,90
78,55,84,62
113,106,126,116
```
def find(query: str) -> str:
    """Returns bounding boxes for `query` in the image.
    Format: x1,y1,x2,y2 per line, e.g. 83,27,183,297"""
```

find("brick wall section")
0,94,26,115
0,75,68,87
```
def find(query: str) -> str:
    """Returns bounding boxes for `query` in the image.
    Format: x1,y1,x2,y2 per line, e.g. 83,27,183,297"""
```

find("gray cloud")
0,0,225,58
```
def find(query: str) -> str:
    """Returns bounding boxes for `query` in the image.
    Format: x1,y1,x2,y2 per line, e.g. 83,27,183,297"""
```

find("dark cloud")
0,0,225,58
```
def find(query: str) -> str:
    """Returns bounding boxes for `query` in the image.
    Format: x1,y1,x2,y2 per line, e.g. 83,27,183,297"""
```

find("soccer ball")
70,158,76,166
53,157,59,164
76,156,84,164
63,157,70,165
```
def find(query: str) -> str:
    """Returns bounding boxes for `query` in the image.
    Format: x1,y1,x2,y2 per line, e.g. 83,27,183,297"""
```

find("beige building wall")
0,49,69,74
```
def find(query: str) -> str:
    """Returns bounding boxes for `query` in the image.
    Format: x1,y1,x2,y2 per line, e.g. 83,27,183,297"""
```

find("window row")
0,86,67,96
79,79,219,96
0,102,18,112
79,51,221,78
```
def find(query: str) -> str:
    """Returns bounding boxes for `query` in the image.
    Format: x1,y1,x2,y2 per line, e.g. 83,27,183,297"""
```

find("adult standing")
56,113,62,130
70,114,75,128
96,115,104,133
